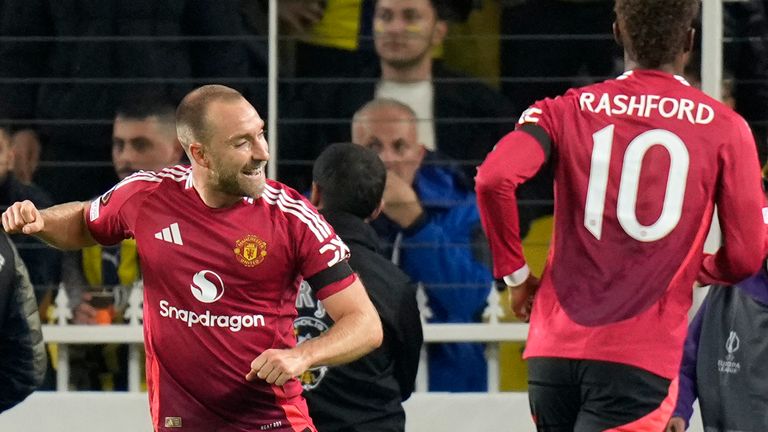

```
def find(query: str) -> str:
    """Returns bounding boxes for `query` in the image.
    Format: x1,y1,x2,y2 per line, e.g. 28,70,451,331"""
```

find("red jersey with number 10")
477,70,766,379
86,166,354,431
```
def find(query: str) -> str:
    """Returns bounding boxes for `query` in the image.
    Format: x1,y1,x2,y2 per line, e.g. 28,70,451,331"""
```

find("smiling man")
2,85,383,432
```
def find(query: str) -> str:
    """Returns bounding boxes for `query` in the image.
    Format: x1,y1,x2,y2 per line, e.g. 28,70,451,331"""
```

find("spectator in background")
476,0,766,429
10,130,41,185
62,95,183,390
667,258,768,432
239,0,474,79
297,142,422,431
352,98,492,392
281,0,514,192
0,0,258,203
0,126,60,311
0,231,46,413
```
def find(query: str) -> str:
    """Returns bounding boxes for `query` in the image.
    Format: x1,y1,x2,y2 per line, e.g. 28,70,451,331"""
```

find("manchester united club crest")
233,235,267,267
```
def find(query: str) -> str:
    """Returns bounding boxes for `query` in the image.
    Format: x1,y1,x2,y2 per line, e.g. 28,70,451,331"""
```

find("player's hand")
72,293,98,325
2,200,44,235
246,348,309,386
508,274,539,322
665,416,686,432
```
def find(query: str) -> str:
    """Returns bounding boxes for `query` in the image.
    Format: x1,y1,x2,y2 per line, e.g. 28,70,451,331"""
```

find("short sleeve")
86,174,152,245
265,184,354,295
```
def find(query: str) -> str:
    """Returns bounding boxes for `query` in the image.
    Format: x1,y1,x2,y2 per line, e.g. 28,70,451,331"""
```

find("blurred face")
203,98,269,200
352,105,424,185
374,0,444,70
0,130,13,182
112,116,181,180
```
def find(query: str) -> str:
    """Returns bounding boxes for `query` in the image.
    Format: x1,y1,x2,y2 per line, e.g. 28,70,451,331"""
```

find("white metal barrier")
42,284,528,394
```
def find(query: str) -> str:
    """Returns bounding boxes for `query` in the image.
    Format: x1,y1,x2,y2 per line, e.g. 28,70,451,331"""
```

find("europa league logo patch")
233,234,268,267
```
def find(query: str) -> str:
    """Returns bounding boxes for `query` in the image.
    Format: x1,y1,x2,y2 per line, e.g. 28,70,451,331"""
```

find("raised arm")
246,277,382,385
1,200,97,250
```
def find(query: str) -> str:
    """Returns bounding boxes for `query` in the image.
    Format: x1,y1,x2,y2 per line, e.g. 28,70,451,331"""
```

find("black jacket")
280,62,517,191
0,232,47,413
0,174,61,299
295,210,423,432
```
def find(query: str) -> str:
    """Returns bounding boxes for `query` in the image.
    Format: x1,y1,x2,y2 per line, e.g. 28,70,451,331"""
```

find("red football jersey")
477,70,766,378
87,166,354,431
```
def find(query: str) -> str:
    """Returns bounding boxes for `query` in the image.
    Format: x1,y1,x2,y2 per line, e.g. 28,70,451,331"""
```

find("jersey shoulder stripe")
262,183,332,242
263,184,331,238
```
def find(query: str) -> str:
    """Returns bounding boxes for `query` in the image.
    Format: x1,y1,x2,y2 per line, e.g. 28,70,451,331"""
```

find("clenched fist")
245,348,310,386
2,200,43,235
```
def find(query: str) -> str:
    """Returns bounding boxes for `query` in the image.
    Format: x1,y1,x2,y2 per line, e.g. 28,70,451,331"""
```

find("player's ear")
189,142,209,168
612,21,623,47
367,199,384,222
684,27,695,54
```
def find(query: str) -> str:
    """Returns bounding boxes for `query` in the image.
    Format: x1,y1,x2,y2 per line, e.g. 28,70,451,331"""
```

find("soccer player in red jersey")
1,85,383,432
475,1,767,430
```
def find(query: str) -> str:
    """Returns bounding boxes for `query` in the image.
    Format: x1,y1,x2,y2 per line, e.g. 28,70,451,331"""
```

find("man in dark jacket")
295,142,422,431
0,230,47,413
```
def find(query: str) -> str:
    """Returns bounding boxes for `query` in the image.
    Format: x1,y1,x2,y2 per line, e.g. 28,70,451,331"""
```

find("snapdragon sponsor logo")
159,300,265,332
190,270,225,303
157,269,265,332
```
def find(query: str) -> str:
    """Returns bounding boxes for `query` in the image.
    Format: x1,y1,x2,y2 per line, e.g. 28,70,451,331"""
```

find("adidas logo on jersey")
154,223,183,245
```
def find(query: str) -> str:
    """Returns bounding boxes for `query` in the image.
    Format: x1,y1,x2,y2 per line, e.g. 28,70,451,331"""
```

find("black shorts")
528,357,675,432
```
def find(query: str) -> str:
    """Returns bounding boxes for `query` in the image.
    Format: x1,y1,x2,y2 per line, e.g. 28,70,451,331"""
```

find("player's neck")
191,170,242,208
380,59,432,83
624,56,683,76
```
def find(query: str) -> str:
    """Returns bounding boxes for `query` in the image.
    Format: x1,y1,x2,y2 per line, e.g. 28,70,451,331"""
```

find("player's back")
524,69,763,377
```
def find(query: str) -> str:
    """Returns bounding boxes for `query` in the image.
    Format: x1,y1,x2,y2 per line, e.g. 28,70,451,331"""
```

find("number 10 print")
584,125,689,242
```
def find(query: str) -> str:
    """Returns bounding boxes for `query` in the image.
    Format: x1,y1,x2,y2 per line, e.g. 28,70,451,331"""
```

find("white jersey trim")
262,184,332,242
263,184,331,238
616,69,691,87
100,167,190,204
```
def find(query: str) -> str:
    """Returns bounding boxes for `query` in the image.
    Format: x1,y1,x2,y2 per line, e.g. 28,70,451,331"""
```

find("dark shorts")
528,357,676,432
